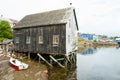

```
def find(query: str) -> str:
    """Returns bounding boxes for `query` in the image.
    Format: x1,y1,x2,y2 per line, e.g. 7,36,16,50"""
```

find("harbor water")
49,46,120,80
77,46,120,80
1,46,120,80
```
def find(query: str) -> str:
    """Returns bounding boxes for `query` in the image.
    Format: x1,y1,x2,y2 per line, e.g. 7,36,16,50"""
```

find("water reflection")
47,46,120,80
48,53,77,80
79,47,97,55
77,47,120,80
116,45,120,49
48,66,77,80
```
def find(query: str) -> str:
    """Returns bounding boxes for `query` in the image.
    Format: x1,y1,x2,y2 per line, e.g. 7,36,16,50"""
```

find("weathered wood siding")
66,9,78,56
13,24,66,55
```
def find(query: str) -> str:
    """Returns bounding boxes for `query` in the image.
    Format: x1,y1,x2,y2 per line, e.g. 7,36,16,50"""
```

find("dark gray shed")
13,7,79,55
0,40,13,54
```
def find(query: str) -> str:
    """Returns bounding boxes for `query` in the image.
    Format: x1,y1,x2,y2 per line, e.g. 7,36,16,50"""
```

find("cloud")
75,0,120,36
0,0,120,36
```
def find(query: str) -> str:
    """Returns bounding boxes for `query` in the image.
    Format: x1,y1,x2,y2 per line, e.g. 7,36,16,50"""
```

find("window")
26,36,30,44
68,35,70,43
69,19,71,28
53,35,59,46
38,36,43,44
15,37,19,43
38,29,43,44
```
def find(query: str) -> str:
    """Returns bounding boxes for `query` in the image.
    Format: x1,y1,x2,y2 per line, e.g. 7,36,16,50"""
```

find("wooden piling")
65,56,72,65
28,52,30,59
64,59,68,69
39,57,41,63
37,53,52,67
36,51,77,69
49,55,65,69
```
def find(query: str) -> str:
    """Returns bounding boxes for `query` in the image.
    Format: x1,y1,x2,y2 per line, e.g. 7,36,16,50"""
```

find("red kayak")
9,57,29,70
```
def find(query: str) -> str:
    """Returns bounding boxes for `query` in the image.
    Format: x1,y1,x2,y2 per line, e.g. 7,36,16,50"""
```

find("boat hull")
9,58,28,70
10,62,19,70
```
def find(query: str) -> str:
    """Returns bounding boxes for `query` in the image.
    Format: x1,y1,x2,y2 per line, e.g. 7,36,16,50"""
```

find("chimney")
70,3,72,6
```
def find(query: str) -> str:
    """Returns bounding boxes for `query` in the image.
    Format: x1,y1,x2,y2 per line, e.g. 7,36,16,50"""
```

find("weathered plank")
49,55,65,69
37,53,52,67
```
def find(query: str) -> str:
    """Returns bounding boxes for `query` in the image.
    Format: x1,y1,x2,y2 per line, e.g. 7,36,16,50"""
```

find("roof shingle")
14,7,74,29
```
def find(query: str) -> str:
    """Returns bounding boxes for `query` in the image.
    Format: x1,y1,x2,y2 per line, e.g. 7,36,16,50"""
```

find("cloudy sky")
0,0,120,37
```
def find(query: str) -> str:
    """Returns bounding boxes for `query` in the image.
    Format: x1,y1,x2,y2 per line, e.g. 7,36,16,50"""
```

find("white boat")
9,57,29,70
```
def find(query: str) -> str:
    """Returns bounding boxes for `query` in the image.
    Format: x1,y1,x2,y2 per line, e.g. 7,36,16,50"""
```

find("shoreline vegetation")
77,38,118,51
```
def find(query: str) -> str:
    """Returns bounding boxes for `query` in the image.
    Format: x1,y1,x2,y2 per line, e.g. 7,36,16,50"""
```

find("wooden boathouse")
13,7,79,68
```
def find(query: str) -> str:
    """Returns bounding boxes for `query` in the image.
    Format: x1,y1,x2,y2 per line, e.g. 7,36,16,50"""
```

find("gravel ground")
0,55,48,80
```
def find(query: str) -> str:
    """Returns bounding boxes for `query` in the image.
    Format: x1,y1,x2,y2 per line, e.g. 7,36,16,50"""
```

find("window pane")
68,35,70,43
53,35,59,46
15,37,19,43
26,36,30,44
39,36,43,44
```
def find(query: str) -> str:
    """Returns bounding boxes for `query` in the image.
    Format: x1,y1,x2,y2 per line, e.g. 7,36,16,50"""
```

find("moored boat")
9,57,29,70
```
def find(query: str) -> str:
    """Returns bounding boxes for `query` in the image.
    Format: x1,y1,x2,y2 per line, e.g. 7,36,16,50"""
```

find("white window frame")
69,19,71,28
26,36,31,44
53,35,59,46
38,36,43,44
68,35,70,43
15,37,19,44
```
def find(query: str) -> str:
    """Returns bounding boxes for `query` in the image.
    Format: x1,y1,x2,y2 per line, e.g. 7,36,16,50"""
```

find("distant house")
13,7,79,55
99,38,109,42
0,16,18,27
79,33,94,41
9,19,18,27
115,38,120,44
0,40,13,53
93,35,99,41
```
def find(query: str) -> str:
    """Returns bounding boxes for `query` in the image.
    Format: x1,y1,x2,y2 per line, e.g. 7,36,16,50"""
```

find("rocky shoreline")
77,38,118,51
0,54,48,80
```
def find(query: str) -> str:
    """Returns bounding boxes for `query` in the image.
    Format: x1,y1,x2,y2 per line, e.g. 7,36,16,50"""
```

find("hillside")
77,38,93,51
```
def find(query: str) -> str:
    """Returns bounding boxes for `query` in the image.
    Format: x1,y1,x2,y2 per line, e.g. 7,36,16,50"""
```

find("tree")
0,20,12,41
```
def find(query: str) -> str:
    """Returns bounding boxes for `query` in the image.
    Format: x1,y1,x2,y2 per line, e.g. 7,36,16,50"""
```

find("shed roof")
0,40,13,45
14,7,79,30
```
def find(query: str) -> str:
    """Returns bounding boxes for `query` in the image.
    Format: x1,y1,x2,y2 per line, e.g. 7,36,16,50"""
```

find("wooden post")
71,52,77,68
49,55,65,69
74,53,77,68
72,52,75,63
64,58,68,69
28,52,30,59
39,57,41,63
65,56,72,65
50,58,53,65
37,53,52,67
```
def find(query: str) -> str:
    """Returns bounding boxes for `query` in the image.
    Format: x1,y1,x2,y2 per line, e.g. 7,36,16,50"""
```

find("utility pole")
1,14,3,18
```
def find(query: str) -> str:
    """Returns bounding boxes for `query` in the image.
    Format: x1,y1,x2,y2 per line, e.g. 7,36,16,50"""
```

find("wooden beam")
66,56,72,65
39,57,41,63
72,53,76,63
49,55,65,69
64,59,68,69
56,58,64,61
37,53,52,67
28,52,30,59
